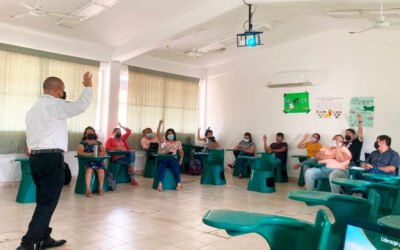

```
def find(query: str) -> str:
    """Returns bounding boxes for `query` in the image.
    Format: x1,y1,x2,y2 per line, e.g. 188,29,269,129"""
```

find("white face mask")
243,138,250,143
332,140,341,148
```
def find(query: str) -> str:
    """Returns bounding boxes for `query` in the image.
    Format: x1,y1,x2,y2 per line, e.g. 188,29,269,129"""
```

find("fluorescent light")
57,0,122,28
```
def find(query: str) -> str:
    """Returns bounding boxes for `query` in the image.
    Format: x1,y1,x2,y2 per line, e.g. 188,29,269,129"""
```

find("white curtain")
126,67,199,148
0,44,100,153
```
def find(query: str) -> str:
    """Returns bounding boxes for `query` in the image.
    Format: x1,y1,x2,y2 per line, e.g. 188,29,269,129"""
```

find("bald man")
17,72,93,250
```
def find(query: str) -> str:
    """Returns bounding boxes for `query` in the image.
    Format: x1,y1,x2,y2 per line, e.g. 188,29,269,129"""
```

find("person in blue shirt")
360,135,400,176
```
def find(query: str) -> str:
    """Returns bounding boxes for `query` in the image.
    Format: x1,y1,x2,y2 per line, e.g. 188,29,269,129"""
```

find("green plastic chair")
202,209,331,250
377,186,400,229
144,150,157,178
152,154,178,190
15,158,36,203
247,153,276,193
180,144,193,173
288,189,380,250
332,177,400,217
74,156,109,194
107,151,131,183
200,149,226,185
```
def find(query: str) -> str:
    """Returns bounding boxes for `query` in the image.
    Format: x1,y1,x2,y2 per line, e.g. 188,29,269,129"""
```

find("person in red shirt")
105,123,138,186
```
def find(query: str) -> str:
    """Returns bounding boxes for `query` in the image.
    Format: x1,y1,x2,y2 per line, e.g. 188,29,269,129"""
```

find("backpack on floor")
64,162,72,185
188,159,202,175
106,171,117,191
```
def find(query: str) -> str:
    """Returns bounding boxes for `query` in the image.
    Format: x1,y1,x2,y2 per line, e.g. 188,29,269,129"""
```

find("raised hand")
263,134,267,142
303,133,309,139
357,113,363,122
82,72,92,87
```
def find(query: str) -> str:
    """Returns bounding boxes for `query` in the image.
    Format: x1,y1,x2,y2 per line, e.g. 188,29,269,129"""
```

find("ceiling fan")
349,3,400,34
11,0,86,20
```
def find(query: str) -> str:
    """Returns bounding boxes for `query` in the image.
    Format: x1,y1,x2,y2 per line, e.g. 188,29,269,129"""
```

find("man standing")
360,135,400,176
18,72,93,250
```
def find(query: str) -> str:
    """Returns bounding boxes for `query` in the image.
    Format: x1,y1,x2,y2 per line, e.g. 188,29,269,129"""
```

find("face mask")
311,137,318,143
146,133,154,139
374,141,379,149
243,138,250,143
86,133,97,141
345,135,352,141
331,140,339,147
167,134,174,141
115,133,121,139
60,91,66,100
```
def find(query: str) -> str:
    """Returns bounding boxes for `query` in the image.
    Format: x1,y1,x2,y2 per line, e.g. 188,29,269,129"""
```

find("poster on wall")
349,97,374,127
283,92,310,113
315,97,344,119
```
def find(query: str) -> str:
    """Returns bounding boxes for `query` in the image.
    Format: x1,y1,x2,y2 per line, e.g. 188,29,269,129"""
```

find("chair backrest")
255,153,276,171
208,149,224,165
314,209,332,250
391,186,400,215
367,189,381,222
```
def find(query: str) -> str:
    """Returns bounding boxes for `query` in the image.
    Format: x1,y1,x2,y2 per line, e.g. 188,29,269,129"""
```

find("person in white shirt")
18,72,93,250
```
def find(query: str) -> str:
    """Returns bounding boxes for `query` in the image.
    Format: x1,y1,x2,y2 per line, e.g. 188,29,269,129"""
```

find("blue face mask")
167,134,174,141
146,133,153,139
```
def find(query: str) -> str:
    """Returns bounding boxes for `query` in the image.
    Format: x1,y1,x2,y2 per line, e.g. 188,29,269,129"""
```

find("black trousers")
22,152,65,246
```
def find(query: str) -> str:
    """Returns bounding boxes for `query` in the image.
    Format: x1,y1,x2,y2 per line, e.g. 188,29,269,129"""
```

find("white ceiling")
1,0,400,70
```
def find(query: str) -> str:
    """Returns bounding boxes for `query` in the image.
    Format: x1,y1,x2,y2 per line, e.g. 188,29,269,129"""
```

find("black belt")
30,149,64,155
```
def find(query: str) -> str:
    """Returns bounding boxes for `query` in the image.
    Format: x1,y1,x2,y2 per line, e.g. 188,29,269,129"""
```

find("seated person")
105,122,138,186
197,127,220,149
228,132,256,179
293,133,322,170
77,126,106,197
305,134,352,192
156,119,183,191
344,114,364,165
140,127,159,150
263,132,288,168
360,135,400,176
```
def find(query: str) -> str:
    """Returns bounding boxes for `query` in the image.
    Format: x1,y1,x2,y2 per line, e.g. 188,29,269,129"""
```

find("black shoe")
16,245,34,250
35,238,66,249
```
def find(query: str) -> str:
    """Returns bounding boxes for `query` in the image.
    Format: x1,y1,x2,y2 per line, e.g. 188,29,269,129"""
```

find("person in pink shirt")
305,134,352,191
105,123,138,186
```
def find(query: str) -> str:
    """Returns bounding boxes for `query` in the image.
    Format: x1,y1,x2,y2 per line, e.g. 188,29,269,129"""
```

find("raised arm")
197,128,206,142
53,72,93,120
156,119,163,143
357,114,363,141
263,135,271,152
297,133,309,149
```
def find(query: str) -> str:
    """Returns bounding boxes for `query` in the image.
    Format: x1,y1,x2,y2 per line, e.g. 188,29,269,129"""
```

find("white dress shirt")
26,87,92,152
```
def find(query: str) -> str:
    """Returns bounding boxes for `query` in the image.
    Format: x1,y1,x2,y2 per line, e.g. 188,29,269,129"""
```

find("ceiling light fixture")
236,2,263,48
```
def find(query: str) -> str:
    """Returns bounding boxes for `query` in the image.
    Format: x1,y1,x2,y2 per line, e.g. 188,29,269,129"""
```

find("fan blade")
17,1,34,10
10,13,29,18
48,12,85,20
349,26,376,34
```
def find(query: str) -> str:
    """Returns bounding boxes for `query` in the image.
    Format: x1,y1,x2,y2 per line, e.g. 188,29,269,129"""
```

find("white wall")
205,29,400,177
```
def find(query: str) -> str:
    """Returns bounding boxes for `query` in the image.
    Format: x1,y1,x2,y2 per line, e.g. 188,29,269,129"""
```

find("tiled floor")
0,171,321,250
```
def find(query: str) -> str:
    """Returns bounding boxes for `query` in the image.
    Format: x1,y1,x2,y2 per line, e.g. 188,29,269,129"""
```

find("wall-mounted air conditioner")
266,69,327,88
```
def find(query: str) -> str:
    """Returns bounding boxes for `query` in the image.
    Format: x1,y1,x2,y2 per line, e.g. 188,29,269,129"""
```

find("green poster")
284,92,310,113
350,97,374,127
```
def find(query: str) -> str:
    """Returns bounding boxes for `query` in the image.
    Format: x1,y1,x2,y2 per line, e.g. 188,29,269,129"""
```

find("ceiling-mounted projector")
237,2,263,47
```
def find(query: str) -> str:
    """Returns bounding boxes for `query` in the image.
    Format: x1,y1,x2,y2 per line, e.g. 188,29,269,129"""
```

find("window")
125,67,199,149
0,43,100,153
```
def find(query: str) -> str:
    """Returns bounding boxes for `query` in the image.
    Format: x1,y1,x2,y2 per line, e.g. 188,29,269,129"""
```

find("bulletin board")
283,92,310,113
349,97,374,127
315,97,344,119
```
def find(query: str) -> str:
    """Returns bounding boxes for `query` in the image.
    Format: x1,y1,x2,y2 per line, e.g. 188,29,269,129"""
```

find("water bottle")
93,144,98,157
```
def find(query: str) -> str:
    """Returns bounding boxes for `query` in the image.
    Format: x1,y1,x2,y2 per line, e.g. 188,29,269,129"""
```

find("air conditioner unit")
266,69,327,88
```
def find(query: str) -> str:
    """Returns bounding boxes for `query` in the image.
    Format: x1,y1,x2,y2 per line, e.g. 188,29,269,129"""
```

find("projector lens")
247,36,256,47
